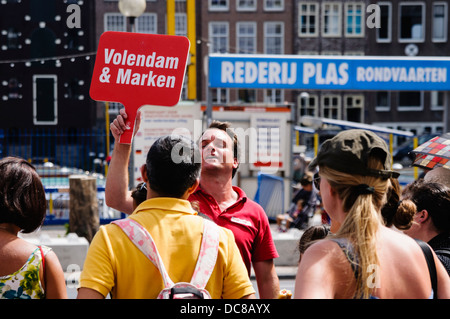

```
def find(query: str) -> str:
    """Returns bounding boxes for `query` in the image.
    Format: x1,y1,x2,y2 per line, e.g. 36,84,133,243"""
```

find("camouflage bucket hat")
309,129,400,179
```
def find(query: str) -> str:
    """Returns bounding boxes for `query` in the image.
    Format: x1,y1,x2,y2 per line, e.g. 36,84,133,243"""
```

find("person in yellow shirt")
77,135,255,299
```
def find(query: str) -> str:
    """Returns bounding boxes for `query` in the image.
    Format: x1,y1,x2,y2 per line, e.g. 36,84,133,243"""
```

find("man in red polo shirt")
106,109,280,299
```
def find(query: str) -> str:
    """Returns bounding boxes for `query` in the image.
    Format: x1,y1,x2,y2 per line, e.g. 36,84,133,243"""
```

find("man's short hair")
146,135,201,198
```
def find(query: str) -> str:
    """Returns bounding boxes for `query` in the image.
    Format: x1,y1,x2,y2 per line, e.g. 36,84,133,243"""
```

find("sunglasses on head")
313,172,321,191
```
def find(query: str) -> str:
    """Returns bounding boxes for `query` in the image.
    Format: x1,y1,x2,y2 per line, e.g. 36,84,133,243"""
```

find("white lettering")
268,62,281,84
338,63,349,84
258,62,268,84
303,62,315,84
245,62,258,83
116,68,131,84
235,61,245,84
221,61,234,83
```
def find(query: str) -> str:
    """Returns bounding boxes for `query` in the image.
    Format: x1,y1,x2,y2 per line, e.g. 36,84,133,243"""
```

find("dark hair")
298,224,330,256
381,178,416,230
402,179,450,232
0,157,47,233
146,135,201,198
207,120,240,178
131,182,147,207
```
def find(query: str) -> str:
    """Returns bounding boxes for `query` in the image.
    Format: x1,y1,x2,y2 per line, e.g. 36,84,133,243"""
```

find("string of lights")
0,51,97,66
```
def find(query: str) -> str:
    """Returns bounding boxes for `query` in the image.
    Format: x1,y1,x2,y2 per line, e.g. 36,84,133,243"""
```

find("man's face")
200,128,237,174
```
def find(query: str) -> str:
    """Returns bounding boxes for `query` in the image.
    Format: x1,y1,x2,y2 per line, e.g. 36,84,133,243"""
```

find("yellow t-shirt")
79,197,255,299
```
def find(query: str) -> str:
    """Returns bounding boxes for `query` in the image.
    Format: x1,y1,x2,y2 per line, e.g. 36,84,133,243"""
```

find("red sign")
90,31,190,143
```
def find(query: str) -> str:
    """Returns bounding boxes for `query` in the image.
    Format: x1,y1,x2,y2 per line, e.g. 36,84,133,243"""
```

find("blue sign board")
208,54,450,91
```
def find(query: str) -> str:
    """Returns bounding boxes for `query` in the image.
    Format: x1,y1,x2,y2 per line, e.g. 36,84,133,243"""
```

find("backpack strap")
112,218,220,290
112,219,174,288
190,219,220,289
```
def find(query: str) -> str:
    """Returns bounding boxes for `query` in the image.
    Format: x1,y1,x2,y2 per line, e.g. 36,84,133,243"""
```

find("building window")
322,94,341,119
431,91,445,111
299,94,318,117
398,91,423,111
237,22,257,54
175,13,187,36
136,13,157,34
375,91,390,112
209,0,229,11
376,2,392,42
299,2,318,37
237,0,256,12
264,22,284,54
209,22,229,53
399,3,425,43
344,94,364,122
264,89,283,104
212,88,229,104
238,89,256,103
345,3,364,37
432,3,447,42
264,0,284,11
33,75,57,125
322,3,341,37
104,13,126,32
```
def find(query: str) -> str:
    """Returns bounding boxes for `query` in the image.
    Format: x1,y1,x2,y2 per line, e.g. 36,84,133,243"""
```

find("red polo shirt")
189,185,279,275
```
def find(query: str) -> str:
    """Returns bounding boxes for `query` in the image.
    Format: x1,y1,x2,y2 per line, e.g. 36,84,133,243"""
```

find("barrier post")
69,175,99,243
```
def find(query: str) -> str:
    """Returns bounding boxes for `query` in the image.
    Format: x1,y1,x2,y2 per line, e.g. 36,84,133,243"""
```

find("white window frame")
135,13,158,34
298,2,319,37
237,0,257,12
212,88,229,104
264,0,284,12
375,91,391,112
376,2,392,43
321,94,341,119
33,75,58,125
343,94,364,122
264,89,284,104
104,13,126,32
397,91,424,111
236,22,257,54
175,13,187,36
209,22,229,53
398,2,425,43
298,94,319,117
209,0,229,12
430,91,445,111
322,2,342,37
432,2,448,43
345,2,365,37
264,21,284,54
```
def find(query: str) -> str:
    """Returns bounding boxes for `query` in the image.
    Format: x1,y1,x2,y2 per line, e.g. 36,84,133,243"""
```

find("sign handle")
118,104,140,144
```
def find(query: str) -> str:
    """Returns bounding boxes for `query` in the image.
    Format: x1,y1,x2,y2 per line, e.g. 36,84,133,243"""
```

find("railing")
0,127,124,225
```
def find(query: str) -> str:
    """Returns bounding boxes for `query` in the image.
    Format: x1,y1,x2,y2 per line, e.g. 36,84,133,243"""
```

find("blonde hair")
320,157,388,299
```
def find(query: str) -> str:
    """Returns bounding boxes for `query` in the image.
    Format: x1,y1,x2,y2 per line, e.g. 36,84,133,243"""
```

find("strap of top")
415,239,438,299
329,238,360,280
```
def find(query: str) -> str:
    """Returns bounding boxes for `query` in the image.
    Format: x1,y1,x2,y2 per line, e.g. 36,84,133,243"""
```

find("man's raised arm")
104,109,141,215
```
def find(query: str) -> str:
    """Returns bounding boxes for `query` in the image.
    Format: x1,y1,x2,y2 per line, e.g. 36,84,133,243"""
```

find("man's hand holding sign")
90,31,190,144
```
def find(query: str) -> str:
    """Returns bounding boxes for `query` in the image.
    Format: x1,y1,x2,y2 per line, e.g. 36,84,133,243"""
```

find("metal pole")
167,0,175,35
187,0,197,100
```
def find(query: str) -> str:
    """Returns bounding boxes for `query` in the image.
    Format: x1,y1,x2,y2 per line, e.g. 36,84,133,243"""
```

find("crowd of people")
0,109,449,299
